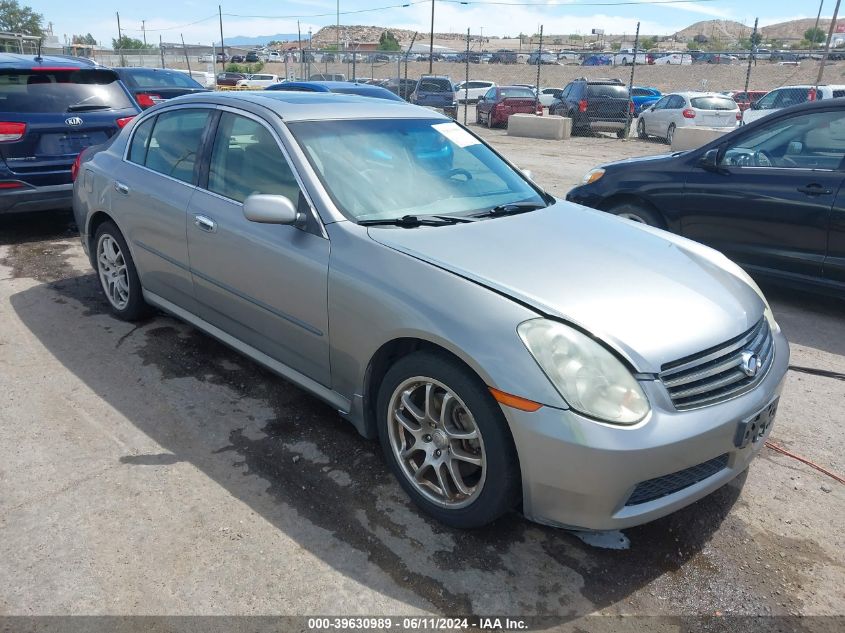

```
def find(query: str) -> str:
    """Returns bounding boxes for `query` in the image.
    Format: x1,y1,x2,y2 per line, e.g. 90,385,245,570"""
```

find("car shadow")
7,220,769,619
762,282,845,360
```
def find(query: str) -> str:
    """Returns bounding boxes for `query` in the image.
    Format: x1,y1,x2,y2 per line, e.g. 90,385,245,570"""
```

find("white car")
613,48,648,66
236,74,281,89
538,87,562,108
267,52,282,62
654,53,692,65
454,80,496,103
742,85,845,125
637,92,739,144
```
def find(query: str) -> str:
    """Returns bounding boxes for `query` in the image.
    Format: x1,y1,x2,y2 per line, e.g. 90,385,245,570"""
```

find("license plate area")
37,131,108,156
734,398,779,449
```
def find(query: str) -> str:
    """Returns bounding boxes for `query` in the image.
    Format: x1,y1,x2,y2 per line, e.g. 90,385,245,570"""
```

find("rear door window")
127,116,155,164
0,68,133,113
140,109,211,184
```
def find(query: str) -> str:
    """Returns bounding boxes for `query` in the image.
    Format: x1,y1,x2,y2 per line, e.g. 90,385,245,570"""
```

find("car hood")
601,152,681,169
367,202,763,373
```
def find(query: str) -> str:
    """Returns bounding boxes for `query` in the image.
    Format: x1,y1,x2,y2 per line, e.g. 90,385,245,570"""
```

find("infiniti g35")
73,91,789,530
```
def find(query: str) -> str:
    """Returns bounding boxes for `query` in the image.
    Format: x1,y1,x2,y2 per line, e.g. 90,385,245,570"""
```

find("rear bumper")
0,183,73,214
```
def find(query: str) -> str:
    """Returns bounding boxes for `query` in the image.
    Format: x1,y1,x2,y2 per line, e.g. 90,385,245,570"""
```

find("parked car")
489,50,517,64
527,51,557,65
236,74,281,88
742,85,845,125
550,78,631,138
174,69,216,89
216,72,247,87
475,85,542,128
568,99,845,296
613,48,648,66
454,80,496,103
0,54,138,214
695,53,737,64
385,77,418,100
409,75,457,118
113,67,208,109
216,53,228,64
637,92,739,144
267,52,282,62
73,90,788,530
265,80,405,102
581,54,612,66
723,90,767,112
538,87,562,108
230,55,245,64
556,51,581,64
630,86,662,115
245,52,260,63
309,73,347,82
653,52,692,65
371,53,391,63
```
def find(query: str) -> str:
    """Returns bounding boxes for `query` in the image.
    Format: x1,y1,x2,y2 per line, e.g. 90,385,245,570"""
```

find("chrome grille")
660,318,773,410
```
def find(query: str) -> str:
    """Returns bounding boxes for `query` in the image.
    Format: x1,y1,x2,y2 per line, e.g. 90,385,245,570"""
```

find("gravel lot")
0,131,843,629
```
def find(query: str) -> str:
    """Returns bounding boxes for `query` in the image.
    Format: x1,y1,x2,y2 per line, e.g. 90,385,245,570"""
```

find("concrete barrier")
671,126,733,151
507,114,571,140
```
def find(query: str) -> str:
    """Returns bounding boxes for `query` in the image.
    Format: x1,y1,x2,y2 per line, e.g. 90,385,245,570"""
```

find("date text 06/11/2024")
306,617,529,630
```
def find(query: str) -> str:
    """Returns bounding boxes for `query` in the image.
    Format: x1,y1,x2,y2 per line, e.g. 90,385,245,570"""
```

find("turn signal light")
0,122,26,142
489,387,543,412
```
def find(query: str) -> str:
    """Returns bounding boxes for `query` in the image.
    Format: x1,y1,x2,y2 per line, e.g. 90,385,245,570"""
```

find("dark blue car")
265,80,406,102
0,54,139,214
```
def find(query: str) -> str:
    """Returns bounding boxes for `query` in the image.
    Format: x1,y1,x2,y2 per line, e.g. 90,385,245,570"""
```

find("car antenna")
35,38,43,62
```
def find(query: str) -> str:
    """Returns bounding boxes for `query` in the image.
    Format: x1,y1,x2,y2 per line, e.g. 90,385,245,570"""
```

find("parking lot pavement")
0,133,843,623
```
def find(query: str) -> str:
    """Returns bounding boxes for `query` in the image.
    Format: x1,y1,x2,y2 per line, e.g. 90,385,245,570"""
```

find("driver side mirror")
243,194,304,227
698,148,721,172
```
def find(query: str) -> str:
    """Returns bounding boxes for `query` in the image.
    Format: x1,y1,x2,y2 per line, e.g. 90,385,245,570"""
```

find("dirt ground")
0,132,843,630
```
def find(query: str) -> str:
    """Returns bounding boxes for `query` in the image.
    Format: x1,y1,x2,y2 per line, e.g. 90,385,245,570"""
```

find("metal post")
181,34,191,74
815,0,842,92
429,0,435,73
159,34,165,68
624,22,640,140
116,12,125,66
535,25,543,115
142,20,146,46
404,32,417,98
336,0,340,54
464,28,470,125
218,5,225,71
353,49,357,81
744,18,758,95
298,21,303,80
813,0,825,55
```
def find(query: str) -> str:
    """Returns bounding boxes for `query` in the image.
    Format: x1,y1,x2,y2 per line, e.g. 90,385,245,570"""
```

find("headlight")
518,319,650,425
582,167,605,185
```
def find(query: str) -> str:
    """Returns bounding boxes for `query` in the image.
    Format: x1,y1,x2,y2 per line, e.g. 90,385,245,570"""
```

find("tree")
377,30,400,51
804,27,826,45
112,35,154,51
72,33,97,46
640,36,657,50
0,0,44,36
610,42,621,51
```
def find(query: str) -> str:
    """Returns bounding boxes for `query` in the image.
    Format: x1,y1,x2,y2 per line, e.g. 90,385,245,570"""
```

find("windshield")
0,69,133,113
287,118,545,221
418,80,452,93
499,87,535,99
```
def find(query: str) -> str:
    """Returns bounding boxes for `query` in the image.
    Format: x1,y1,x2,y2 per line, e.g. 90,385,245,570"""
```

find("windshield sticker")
432,122,480,148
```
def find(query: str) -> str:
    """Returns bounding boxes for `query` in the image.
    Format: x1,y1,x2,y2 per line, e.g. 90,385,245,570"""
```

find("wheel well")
599,194,667,229
362,337,484,438
86,211,115,264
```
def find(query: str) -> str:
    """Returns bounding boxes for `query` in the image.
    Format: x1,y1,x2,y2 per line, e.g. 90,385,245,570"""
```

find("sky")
29,0,830,46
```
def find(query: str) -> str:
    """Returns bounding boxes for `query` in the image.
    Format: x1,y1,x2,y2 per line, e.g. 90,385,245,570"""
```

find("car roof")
162,90,447,121
0,53,101,69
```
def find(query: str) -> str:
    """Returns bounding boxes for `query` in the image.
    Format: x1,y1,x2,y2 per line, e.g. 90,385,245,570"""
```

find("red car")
475,85,543,128
724,90,767,111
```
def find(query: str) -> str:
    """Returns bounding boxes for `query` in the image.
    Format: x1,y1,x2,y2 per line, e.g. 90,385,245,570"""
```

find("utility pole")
744,18,758,95
336,0,340,53
624,22,640,140
159,34,165,68
815,0,842,91
218,5,225,71
813,0,825,51
116,12,125,66
181,34,192,74
142,20,146,46
429,0,435,73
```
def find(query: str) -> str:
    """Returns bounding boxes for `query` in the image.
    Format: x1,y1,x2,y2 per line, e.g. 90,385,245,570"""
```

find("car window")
652,96,670,110
142,109,210,183
122,69,203,89
690,96,736,110
418,79,452,92
499,87,535,99
0,68,133,113
774,88,810,108
632,88,650,96
721,110,845,170
208,112,301,204
833,90,845,98
667,95,685,108
586,84,628,98
754,90,779,109
127,116,155,165
482,87,496,100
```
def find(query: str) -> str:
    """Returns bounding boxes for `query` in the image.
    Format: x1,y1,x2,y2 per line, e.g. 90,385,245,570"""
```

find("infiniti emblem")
740,351,762,377
65,116,83,127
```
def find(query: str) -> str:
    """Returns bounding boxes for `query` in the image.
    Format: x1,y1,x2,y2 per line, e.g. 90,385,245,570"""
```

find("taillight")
0,122,26,142
629,101,635,114
116,116,135,129
135,93,161,108
808,88,817,101
578,99,588,112
682,108,696,119
0,181,24,189
71,153,82,182
536,102,543,115
736,111,742,121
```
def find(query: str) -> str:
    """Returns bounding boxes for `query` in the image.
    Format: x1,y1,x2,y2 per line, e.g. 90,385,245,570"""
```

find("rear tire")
377,351,521,529
666,123,676,145
607,201,663,227
486,112,494,129
94,221,151,321
637,117,647,139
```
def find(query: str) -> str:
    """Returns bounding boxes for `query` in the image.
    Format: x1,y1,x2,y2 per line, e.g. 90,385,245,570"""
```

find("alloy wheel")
387,376,486,508
97,234,130,310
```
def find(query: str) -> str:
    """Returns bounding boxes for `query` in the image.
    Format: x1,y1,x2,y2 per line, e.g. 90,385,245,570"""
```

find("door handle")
113,181,129,194
194,214,217,233
797,184,832,196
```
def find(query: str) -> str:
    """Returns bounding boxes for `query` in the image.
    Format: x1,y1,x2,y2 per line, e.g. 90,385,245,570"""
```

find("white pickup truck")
613,48,648,66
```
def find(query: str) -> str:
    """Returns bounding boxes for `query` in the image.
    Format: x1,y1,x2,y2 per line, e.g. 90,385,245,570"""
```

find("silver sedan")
73,91,788,530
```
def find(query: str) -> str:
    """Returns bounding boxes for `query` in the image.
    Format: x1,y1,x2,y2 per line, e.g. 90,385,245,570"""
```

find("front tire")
94,221,151,321
377,352,521,528
666,123,676,145
607,201,663,227
486,111,494,129
637,117,647,139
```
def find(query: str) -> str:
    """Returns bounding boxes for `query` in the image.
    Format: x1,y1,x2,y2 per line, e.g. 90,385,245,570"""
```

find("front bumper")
503,327,789,530
0,183,73,214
